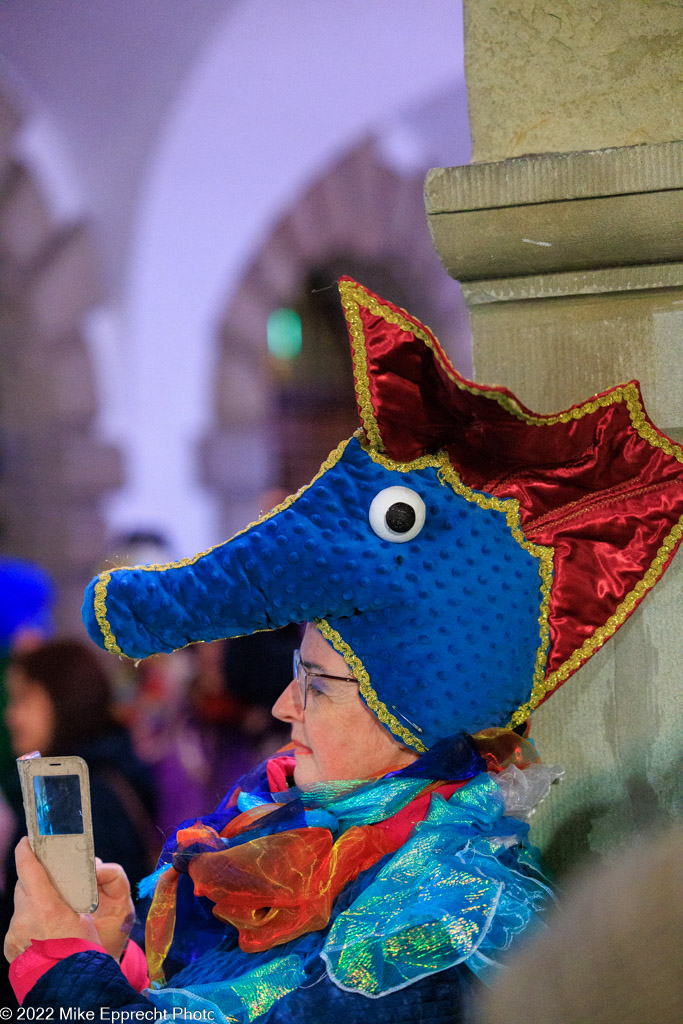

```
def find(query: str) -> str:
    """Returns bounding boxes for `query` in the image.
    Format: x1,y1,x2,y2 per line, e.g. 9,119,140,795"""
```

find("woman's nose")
272,677,303,722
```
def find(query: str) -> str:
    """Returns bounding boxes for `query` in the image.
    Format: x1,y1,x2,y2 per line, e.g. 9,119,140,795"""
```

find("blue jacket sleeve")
23,949,479,1023
23,951,150,1013
263,961,479,1023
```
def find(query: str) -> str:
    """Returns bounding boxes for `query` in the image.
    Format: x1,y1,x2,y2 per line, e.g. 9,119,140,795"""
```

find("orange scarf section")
145,782,450,984
190,823,399,948
145,865,181,986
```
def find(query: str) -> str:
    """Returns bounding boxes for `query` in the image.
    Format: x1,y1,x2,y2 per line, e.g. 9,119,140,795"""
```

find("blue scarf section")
141,736,553,1023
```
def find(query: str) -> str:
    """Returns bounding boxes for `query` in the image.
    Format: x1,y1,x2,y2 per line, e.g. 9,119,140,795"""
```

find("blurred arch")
0,89,120,629
114,0,469,551
202,137,471,536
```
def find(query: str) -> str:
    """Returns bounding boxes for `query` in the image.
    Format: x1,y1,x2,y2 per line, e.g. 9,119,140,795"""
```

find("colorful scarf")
141,731,553,1022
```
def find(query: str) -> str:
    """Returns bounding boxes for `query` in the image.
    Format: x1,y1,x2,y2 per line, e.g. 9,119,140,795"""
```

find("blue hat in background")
0,557,54,651
82,279,683,750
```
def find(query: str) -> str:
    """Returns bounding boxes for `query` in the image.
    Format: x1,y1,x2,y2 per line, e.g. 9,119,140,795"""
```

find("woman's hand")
4,837,99,963
91,859,135,962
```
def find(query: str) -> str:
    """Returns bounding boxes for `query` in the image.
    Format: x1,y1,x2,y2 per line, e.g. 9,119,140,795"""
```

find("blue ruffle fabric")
142,749,552,1023
322,775,552,996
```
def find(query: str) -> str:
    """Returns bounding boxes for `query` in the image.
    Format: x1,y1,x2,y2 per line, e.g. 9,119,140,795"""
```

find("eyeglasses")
292,648,357,710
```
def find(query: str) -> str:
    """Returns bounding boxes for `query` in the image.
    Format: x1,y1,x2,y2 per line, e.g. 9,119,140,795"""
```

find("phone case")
17,754,99,914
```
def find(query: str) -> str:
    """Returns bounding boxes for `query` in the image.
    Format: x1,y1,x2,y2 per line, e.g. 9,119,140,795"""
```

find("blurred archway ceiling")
0,0,231,290
0,0,469,554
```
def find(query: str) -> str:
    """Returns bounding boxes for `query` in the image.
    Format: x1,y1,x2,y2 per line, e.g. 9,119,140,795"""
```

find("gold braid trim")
333,436,553,746
511,516,683,725
93,573,120,655
340,280,683,463
92,438,353,657
354,428,442,472
314,619,428,753
231,436,352,539
342,279,682,726
340,283,384,452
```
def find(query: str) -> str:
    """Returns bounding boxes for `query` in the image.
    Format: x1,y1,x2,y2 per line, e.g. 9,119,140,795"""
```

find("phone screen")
33,774,84,835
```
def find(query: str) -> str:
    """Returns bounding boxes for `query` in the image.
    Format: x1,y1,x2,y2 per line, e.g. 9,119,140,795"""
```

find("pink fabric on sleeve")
119,939,150,992
10,938,107,1004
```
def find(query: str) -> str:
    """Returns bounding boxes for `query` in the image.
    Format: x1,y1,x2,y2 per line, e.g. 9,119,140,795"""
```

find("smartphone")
17,753,98,914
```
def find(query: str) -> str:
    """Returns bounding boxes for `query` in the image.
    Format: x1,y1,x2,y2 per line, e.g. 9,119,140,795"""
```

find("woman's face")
272,624,417,789
5,667,55,756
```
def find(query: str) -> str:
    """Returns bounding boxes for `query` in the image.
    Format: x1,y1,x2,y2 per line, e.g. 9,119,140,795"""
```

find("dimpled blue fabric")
321,440,542,741
83,436,543,742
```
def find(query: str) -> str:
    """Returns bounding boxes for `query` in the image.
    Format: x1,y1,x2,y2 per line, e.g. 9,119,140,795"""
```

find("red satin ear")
339,276,683,716
339,275,559,466
340,275,467,460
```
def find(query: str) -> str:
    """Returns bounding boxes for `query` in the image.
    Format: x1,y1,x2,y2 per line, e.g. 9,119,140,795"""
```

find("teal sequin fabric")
322,775,552,996
147,769,553,1022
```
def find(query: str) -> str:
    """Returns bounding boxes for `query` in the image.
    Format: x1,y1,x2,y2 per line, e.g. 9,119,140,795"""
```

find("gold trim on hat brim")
94,438,354,656
512,516,683,725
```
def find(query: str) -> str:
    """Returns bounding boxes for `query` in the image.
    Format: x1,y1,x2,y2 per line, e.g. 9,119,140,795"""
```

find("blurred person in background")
221,624,301,756
0,558,54,656
218,490,302,760
107,530,297,828
0,638,160,1007
102,531,228,828
0,558,55,896
0,558,54,782
1,639,159,899
0,638,160,1008
473,828,682,1024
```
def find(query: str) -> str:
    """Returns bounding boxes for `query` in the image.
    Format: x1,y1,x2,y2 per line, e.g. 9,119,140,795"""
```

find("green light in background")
267,308,302,359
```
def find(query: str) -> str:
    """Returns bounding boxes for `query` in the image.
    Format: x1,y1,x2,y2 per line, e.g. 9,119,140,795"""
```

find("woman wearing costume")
5,279,683,1023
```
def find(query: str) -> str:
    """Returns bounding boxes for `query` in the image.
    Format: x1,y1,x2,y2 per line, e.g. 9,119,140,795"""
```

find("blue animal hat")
83,280,683,750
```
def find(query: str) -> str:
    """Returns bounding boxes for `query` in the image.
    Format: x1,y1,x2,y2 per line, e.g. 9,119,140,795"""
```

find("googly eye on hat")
82,278,683,750
369,487,426,543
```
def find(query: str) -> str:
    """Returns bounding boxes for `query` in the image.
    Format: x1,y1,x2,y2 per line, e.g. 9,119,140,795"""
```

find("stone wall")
0,93,121,634
464,0,681,162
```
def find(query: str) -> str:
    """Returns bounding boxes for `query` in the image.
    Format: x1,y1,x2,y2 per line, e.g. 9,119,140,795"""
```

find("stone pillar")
463,0,680,162
425,1,682,873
